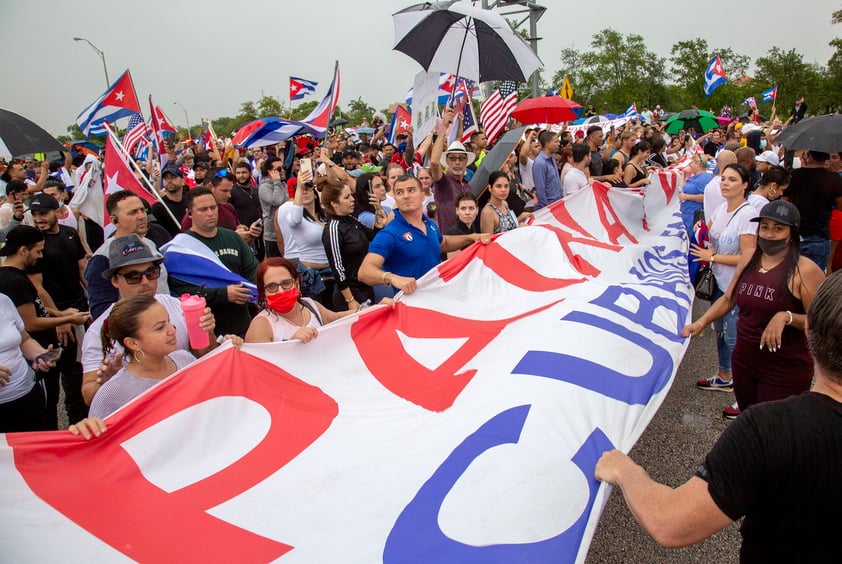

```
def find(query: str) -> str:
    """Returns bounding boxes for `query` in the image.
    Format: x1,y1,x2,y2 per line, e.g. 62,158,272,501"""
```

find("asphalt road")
586,299,742,563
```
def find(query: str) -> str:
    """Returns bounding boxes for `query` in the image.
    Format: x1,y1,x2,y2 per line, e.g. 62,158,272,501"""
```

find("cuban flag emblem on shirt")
403,232,413,242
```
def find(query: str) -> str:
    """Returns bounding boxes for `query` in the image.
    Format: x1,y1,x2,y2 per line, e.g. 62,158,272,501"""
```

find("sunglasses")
264,278,295,293
215,169,233,179
116,265,162,284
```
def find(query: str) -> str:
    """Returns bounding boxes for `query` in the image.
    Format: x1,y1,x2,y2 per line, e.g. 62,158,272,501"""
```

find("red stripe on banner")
438,236,590,290
8,349,338,562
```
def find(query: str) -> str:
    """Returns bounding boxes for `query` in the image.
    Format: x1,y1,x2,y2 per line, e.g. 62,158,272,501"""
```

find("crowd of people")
1,94,841,557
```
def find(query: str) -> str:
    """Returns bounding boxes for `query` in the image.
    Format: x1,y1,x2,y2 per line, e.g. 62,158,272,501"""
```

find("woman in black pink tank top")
682,201,826,415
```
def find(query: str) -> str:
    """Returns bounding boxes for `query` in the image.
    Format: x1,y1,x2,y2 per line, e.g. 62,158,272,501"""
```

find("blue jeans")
800,236,830,271
712,286,738,374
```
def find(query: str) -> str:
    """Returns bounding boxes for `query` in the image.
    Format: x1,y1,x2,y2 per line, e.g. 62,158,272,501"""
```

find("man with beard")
151,164,187,237
0,226,91,428
230,161,264,260
30,195,91,425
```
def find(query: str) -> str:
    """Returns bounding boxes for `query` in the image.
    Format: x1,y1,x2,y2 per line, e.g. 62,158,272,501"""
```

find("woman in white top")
245,257,356,344
689,164,757,393
0,294,57,432
285,179,334,302
70,295,199,438
747,165,790,213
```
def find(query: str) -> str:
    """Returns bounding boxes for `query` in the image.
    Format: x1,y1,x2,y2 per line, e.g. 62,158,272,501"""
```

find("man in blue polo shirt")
358,175,489,294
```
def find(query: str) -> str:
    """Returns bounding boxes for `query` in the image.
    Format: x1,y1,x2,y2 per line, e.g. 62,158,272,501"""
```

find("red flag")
152,104,178,132
103,129,158,225
148,95,169,168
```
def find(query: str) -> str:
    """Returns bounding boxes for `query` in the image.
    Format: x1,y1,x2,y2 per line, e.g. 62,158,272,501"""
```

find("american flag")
122,113,150,155
460,100,478,143
480,81,518,145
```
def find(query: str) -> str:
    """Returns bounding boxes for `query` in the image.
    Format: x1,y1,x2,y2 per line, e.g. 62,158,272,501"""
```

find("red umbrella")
510,96,583,125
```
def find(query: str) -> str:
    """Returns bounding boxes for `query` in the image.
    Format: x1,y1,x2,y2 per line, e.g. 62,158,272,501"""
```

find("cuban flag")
743,96,758,111
703,56,727,97
405,73,479,105
161,234,257,301
0,172,692,563
148,95,170,168
623,102,638,119
387,105,412,144
299,62,341,137
290,77,318,101
761,86,777,102
76,69,142,137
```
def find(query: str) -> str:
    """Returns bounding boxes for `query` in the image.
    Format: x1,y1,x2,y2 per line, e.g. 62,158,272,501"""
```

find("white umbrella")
393,1,542,85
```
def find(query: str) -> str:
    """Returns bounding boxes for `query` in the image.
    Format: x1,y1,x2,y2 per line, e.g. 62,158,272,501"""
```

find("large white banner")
0,172,691,563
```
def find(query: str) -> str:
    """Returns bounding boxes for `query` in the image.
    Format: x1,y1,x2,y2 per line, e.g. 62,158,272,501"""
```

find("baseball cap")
0,225,43,256
161,163,183,178
29,194,60,212
751,200,800,228
755,151,780,166
102,234,164,280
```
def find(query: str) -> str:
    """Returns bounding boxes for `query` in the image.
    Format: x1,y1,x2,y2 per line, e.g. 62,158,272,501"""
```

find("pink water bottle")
180,294,209,349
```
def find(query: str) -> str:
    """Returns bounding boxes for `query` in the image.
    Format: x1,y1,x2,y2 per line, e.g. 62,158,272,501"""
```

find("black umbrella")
392,1,541,84
469,126,527,195
0,108,64,158
774,114,842,153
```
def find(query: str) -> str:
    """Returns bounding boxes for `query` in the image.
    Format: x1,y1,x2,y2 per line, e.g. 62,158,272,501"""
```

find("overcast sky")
2,0,839,136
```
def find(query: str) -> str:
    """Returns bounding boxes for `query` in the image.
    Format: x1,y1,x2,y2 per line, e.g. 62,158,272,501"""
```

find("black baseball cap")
751,200,800,228
29,194,60,212
0,225,43,256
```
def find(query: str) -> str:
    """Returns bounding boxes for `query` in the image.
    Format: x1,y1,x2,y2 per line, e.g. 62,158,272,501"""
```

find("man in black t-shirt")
151,164,187,237
30,194,90,423
593,271,842,561
785,151,842,271
0,226,91,428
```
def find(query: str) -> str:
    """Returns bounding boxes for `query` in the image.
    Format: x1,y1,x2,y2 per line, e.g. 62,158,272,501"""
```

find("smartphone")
368,179,374,196
35,347,63,364
300,157,312,173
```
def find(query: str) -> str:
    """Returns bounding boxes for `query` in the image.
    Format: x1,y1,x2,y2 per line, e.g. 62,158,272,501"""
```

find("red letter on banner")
8,348,338,562
351,301,561,412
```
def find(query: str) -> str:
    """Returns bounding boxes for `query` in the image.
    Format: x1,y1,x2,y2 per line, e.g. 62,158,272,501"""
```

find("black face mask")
757,236,789,256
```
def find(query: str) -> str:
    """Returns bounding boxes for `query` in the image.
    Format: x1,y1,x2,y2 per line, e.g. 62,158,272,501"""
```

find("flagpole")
103,122,180,228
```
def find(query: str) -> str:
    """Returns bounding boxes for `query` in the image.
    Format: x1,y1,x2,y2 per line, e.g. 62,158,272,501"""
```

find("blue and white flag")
703,56,728,97
161,234,257,300
623,103,638,119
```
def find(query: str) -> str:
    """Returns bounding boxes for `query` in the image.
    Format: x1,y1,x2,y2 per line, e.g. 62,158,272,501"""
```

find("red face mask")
266,287,299,313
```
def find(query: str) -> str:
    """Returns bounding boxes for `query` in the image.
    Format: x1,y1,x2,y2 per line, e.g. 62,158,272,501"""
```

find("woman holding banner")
683,200,824,417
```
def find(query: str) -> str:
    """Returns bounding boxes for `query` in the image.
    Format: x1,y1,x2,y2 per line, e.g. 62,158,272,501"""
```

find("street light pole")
73,37,110,88
174,102,191,139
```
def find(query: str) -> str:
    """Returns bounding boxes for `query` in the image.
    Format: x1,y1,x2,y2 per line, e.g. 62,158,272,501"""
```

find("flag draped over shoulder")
0,172,692,563
76,70,141,137
481,80,518,144
161,233,258,299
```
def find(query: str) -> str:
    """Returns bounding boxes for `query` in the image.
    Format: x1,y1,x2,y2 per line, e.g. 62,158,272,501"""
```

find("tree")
289,101,317,121
668,39,751,111
256,95,284,118
236,101,258,123
346,97,374,126
550,29,666,111
755,47,823,110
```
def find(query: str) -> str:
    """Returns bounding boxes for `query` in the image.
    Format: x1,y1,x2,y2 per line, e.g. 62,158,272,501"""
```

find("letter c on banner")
383,405,614,563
